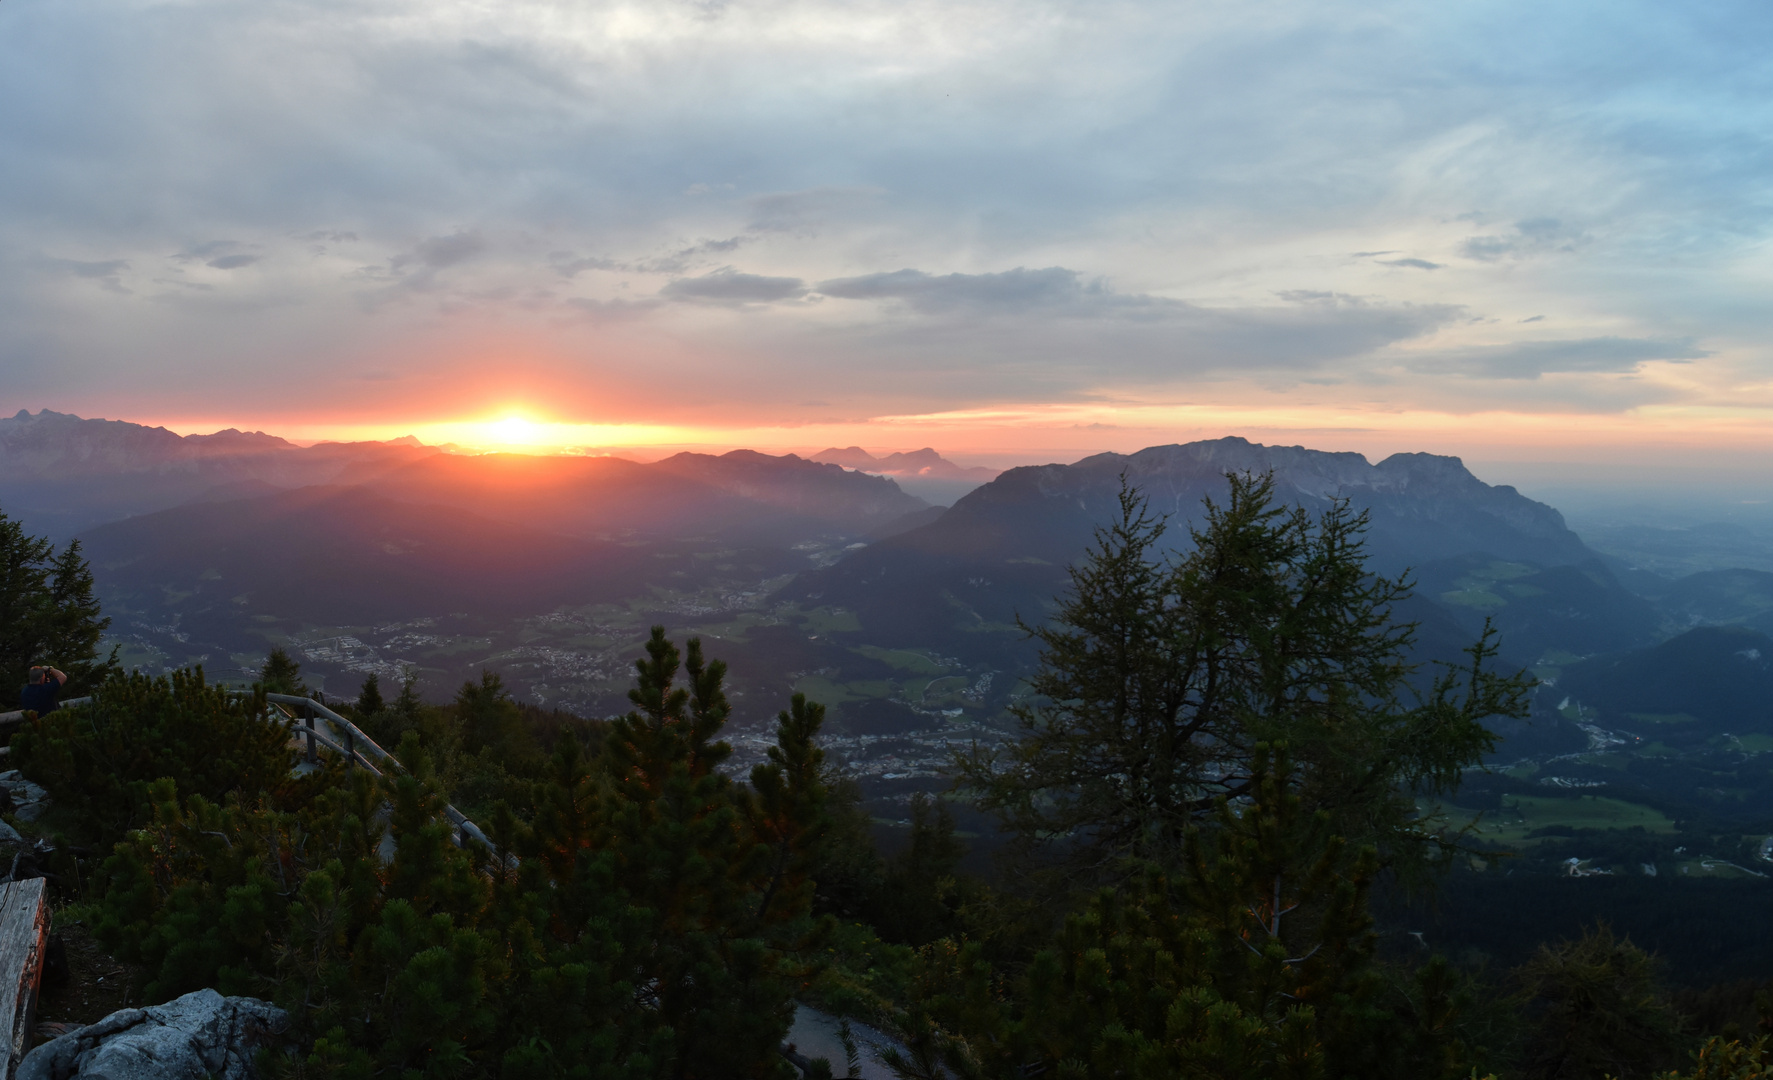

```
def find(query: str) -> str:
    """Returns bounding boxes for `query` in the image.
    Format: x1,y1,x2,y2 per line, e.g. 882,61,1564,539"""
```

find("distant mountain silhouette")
333,449,926,544
786,437,1597,664
1555,625,1773,739
652,450,927,530
0,409,433,536
810,446,998,481
0,411,927,544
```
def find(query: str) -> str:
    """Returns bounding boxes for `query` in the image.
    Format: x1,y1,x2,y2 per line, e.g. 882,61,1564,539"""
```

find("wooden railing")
0,693,498,858
0,688,506,1071
261,693,500,856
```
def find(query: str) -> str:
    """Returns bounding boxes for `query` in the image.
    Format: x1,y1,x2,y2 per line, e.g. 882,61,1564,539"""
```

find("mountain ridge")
783,436,1599,667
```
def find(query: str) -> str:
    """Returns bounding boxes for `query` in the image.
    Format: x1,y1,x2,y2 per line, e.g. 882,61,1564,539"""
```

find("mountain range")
810,446,998,481
808,446,999,505
5,410,1757,769
0,410,928,544
787,437,1625,661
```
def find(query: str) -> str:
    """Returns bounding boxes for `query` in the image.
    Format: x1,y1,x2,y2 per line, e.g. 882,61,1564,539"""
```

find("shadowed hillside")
79,485,651,623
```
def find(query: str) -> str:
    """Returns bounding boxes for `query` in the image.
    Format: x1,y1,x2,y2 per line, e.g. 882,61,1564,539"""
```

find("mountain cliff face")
786,437,1602,665
922,438,1588,570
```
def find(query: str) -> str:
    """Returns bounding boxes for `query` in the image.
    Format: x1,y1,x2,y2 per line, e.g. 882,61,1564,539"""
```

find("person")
19,665,66,716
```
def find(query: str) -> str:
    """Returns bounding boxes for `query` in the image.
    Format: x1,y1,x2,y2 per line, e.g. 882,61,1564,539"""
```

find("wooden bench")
0,879,49,1077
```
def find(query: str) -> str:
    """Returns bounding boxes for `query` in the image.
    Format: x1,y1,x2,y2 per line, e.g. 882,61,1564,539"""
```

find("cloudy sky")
3,0,1770,473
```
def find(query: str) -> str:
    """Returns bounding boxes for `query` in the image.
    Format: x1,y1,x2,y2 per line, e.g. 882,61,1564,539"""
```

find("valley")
17,410,1773,919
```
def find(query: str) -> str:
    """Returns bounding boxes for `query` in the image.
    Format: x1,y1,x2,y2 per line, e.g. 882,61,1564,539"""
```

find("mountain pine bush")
42,630,831,1078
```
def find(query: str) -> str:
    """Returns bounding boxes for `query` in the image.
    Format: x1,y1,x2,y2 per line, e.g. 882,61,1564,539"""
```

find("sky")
3,0,1772,480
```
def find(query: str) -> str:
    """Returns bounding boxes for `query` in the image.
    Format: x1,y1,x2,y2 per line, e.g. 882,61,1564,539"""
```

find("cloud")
1414,336,1708,379
48,257,131,294
397,232,488,270
549,251,618,278
661,269,807,304
566,296,665,320
745,188,881,234
0,0,1765,427
797,266,1461,382
816,267,1124,314
1460,218,1587,262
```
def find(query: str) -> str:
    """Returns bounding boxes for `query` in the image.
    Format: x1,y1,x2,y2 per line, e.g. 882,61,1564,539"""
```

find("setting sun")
489,415,544,446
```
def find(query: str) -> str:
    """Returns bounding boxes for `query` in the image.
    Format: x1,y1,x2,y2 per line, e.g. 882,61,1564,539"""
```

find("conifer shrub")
71,631,833,1079
0,511,117,697
13,668,302,844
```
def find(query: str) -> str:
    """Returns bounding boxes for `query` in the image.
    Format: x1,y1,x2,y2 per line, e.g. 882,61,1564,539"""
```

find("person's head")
26,667,46,685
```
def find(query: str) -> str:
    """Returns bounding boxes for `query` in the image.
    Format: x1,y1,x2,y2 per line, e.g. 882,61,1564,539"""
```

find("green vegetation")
21,629,834,1078
802,606,863,634
1440,561,1543,611
1475,795,1679,845
0,511,117,697
957,473,1530,883
11,480,1773,1080
851,646,950,675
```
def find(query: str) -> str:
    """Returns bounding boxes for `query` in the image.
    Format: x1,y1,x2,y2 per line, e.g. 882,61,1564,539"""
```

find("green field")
803,607,863,634
853,646,951,674
793,675,860,704
1472,794,1678,845
1439,561,1540,611
1628,712,1699,725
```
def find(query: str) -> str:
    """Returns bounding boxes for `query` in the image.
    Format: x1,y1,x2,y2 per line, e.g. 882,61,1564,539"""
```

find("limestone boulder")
17,988,288,1080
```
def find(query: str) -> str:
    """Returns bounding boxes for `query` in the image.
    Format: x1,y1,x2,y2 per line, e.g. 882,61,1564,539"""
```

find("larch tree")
955,471,1532,882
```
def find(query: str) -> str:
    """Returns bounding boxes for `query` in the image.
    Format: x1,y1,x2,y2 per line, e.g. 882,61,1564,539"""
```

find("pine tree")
13,669,298,845
0,511,113,696
746,691,832,934
872,793,966,946
455,669,535,766
355,672,384,716
260,647,305,695
598,627,789,1078
43,539,117,694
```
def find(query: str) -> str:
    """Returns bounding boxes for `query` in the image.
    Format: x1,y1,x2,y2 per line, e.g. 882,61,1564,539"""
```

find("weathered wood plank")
0,879,50,1076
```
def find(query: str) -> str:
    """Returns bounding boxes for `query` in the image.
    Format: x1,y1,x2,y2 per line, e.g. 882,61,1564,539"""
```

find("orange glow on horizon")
137,400,1773,480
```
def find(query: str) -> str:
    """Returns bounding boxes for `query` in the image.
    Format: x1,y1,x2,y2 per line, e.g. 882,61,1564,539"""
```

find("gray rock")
0,773,51,822
0,820,21,844
18,988,289,1080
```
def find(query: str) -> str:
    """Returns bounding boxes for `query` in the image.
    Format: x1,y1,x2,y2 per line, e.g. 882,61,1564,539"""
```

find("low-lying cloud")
661,269,808,304
1417,336,1707,379
816,267,1105,314
1460,218,1587,262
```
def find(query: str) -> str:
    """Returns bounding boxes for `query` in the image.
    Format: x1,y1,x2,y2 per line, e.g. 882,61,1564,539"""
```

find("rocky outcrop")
17,989,288,1080
0,772,50,823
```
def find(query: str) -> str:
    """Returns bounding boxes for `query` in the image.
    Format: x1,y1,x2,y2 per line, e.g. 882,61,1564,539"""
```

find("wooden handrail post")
345,727,355,772
305,712,316,765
